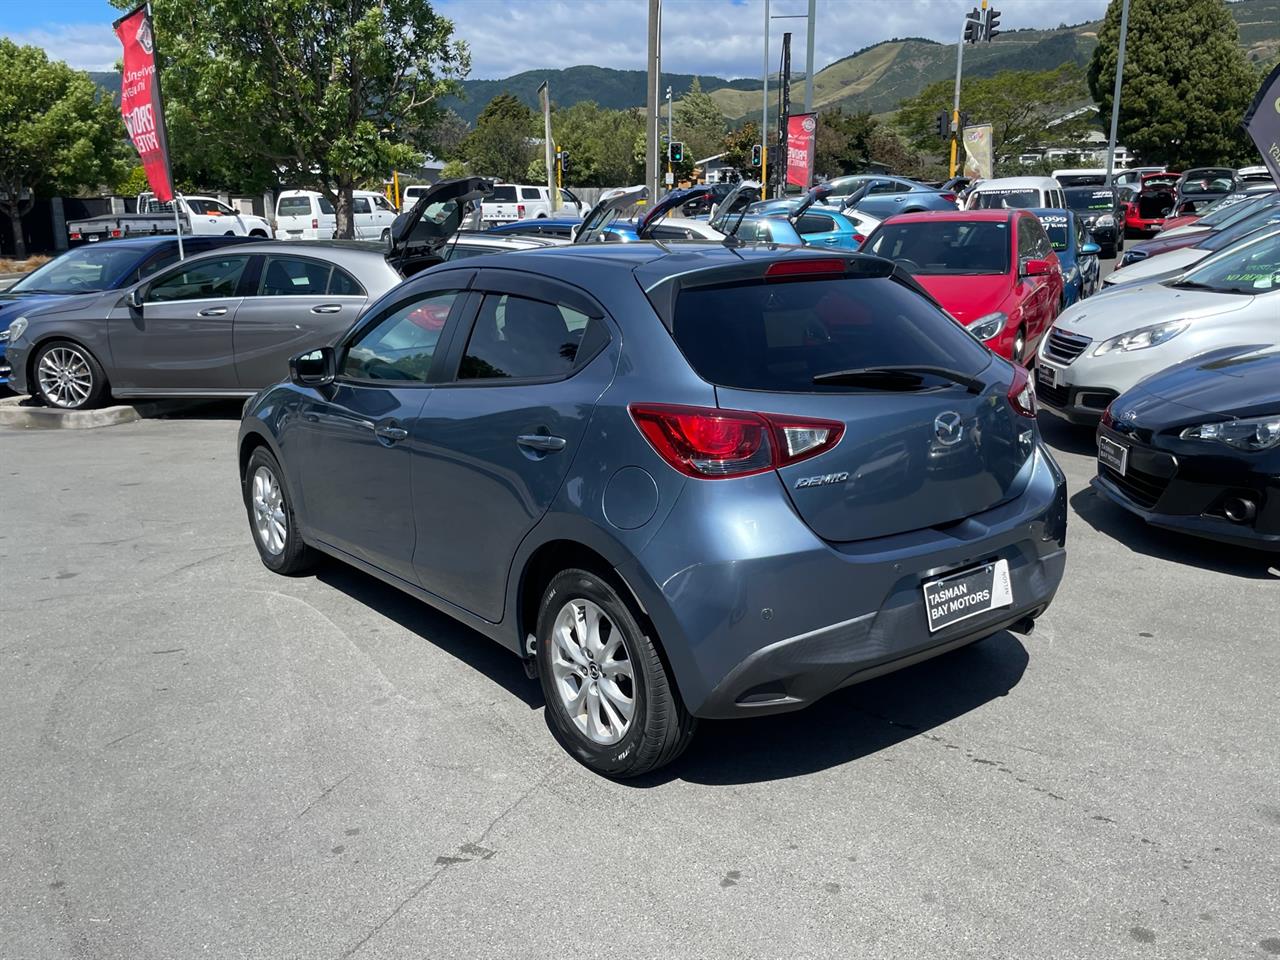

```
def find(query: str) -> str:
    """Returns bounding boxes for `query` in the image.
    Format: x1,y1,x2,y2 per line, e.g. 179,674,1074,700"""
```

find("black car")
1093,346,1280,552
1063,186,1124,258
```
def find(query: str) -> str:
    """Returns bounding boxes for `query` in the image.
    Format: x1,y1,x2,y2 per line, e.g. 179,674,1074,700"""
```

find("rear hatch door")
659,260,1033,542
388,176,492,270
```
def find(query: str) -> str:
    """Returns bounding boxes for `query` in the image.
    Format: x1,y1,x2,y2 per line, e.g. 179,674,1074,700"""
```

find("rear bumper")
619,444,1068,719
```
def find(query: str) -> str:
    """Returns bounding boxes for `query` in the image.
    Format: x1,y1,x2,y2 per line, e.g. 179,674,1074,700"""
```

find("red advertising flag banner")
113,4,173,202
786,113,817,189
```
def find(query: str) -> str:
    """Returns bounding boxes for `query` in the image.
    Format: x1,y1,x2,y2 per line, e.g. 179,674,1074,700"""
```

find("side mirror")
126,286,145,309
1081,241,1101,256
289,346,336,387
1021,258,1052,278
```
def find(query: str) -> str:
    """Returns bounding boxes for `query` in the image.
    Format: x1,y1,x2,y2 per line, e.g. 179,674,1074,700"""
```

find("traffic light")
669,141,684,163
984,6,1001,41
936,110,950,138
558,149,570,174
959,112,971,131
751,143,762,167
963,7,982,43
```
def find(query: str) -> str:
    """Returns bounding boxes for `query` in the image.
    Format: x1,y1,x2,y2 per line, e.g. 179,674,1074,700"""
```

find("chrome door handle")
197,307,227,317
375,424,409,442
311,304,343,314
517,434,566,452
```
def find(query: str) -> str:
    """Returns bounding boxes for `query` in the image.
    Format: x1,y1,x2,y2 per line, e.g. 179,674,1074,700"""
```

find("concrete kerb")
0,395,218,429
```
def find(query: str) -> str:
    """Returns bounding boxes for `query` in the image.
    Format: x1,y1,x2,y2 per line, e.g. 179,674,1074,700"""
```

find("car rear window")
863,220,1010,275
278,197,312,216
490,186,518,202
670,275,991,392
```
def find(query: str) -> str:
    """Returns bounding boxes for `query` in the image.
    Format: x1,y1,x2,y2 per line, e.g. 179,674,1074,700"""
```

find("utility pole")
1104,0,1131,188
537,81,557,211
646,0,660,200
804,0,815,113
950,1,988,178
761,0,769,198
666,85,674,190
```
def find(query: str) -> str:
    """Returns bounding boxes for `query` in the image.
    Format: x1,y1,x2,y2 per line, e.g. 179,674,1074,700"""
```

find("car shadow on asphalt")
636,632,1030,787
1070,486,1280,580
315,563,545,710
1036,413,1096,456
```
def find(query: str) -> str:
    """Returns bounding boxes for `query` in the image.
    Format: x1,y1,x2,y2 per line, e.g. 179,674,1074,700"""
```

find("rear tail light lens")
70,232,81,240
765,258,847,279
1008,365,1036,418
110,229,122,238
629,403,844,479
941,192,958,204
518,203,526,218
311,217,319,229
852,233,866,246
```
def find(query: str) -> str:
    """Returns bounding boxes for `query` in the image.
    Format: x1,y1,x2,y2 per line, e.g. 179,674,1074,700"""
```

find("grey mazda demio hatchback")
238,242,1067,777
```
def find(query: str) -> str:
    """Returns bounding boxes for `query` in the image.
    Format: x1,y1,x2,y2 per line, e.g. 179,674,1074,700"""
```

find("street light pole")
761,0,770,196
804,0,815,113
646,0,660,201
1104,0,1131,188
666,85,673,190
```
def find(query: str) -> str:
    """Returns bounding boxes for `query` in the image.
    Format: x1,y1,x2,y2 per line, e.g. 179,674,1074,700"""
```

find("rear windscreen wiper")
813,364,983,393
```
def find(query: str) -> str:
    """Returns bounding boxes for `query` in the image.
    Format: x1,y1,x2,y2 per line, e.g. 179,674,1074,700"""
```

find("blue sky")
2,0,1110,79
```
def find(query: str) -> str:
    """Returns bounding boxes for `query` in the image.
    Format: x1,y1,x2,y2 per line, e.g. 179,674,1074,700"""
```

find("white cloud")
3,22,119,71
437,0,1110,80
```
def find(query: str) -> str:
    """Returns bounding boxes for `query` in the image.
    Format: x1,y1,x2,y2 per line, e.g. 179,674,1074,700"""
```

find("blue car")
1031,208,1100,306
822,174,959,220
485,217,583,240
238,240,1067,777
742,199,875,250
0,236,255,387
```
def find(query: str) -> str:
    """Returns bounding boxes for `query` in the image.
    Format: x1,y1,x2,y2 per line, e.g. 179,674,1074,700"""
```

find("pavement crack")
296,768,358,820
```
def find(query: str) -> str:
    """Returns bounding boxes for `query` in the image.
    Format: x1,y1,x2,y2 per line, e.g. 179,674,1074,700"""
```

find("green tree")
722,121,761,174
0,41,123,258
814,109,880,177
425,109,470,162
674,77,728,165
114,0,470,238
1087,0,1260,167
897,65,1093,174
463,93,538,182
439,159,469,179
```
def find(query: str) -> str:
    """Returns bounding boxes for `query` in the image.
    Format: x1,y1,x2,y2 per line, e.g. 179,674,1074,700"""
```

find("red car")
1122,172,1180,236
861,209,1064,364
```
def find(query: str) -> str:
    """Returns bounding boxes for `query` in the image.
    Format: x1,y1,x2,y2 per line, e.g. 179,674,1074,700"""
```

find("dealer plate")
922,559,1013,633
1097,434,1128,476
1036,361,1061,389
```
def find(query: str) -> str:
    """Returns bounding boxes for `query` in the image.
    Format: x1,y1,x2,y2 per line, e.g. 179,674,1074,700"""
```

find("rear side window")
342,291,461,382
491,186,518,202
260,256,330,296
670,276,991,393
520,187,542,200
352,197,371,214
318,197,335,215
327,267,363,296
459,294,598,381
795,214,835,235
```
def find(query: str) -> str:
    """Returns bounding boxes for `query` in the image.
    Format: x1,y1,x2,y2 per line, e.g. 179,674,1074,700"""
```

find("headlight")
968,311,1007,342
1095,214,1115,228
1092,320,1188,356
5,316,28,343
1181,415,1280,451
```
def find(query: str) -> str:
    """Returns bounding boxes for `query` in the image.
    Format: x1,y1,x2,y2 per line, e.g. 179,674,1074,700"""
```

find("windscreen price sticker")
922,559,1014,632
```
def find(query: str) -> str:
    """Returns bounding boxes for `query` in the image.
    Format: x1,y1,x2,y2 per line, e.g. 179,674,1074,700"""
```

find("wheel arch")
25,333,105,393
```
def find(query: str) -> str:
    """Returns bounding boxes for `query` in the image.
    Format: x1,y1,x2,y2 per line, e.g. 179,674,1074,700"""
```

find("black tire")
242,446,316,575
380,228,391,244
536,568,695,778
31,339,109,410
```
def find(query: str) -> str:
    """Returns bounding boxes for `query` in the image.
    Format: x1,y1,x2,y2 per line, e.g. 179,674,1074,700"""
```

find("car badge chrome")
795,471,849,489
934,411,964,446
1123,409,1138,422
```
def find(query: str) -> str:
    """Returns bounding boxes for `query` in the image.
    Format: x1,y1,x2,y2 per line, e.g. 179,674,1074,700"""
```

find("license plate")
922,559,1013,633
1097,434,1128,476
1037,362,1061,389
87,235,100,242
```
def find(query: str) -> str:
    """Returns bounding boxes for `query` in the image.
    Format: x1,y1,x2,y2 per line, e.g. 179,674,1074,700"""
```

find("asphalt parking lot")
3,398,1279,958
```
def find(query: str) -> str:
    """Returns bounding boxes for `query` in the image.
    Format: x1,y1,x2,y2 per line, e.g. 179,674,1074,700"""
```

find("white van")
274,189,398,241
965,176,1066,210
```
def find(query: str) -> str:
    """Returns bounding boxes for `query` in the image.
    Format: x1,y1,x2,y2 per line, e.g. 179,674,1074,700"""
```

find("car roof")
881,209,1015,223
172,239,392,267
970,177,1060,190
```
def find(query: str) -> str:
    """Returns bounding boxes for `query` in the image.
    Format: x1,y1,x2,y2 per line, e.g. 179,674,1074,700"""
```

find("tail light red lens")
852,233,866,246
941,192,958,204
311,217,319,229
69,232,82,240
765,258,847,279
110,229,122,238
1008,364,1036,418
517,203,526,218
629,403,844,479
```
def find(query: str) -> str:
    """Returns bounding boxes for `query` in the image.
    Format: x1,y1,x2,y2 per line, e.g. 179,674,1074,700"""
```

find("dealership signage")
1244,62,1280,185
786,113,817,189
113,4,174,202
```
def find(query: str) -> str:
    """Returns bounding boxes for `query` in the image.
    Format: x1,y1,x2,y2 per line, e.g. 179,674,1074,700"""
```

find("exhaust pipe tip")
1223,497,1256,524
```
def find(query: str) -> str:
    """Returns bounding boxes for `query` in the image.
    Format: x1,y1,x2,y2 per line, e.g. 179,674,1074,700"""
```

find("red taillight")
629,403,844,479
852,233,866,246
1101,404,1114,428
110,229,122,238
311,217,319,229
1008,365,1036,418
765,258,846,279
517,203,526,218
70,232,81,240
941,192,958,204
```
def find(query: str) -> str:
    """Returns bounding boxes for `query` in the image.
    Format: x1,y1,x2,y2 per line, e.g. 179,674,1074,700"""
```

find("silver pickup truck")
67,193,274,244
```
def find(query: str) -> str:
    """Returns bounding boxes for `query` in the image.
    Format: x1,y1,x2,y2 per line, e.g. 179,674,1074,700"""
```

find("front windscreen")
670,275,991,392
971,189,1040,209
863,219,1010,275
1064,188,1115,212
1178,231,1280,295
10,245,142,294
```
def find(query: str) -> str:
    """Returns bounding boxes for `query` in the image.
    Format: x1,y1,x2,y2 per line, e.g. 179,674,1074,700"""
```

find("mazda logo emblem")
934,411,964,445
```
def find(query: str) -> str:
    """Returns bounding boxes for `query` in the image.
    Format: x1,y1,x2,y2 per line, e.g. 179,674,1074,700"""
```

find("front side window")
187,198,236,216
147,255,249,302
259,256,331,296
342,291,461,381
374,195,395,211
459,294,592,381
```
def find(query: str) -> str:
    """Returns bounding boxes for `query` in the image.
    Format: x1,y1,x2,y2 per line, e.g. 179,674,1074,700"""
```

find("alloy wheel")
251,465,287,556
37,346,94,408
550,598,635,745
